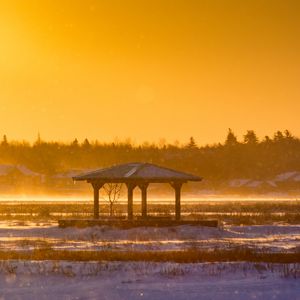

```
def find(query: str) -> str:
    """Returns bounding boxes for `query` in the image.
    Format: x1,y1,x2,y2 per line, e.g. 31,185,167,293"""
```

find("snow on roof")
266,180,277,187
228,179,251,188
0,165,14,176
229,179,277,188
0,164,41,177
292,174,300,182
54,170,85,179
16,165,40,177
73,162,202,182
245,180,263,188
274,171,300,182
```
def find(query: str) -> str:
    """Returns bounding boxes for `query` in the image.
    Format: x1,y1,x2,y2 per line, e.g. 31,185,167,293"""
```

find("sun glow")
0,17,35,72
0,1,299,143
0,195,297,203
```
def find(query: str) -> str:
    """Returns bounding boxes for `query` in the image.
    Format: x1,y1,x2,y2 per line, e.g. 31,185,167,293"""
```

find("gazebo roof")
73,162,202,183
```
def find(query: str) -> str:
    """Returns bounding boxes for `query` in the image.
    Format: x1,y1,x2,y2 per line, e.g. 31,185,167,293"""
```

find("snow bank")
0,261,299,300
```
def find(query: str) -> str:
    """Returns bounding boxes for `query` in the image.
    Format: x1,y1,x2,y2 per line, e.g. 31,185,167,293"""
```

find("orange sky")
0,0,299,145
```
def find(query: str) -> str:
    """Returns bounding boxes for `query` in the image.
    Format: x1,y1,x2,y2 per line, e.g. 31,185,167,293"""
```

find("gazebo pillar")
172,182,182,221
126,183,136,220
139,183,149,219
92,182,103,219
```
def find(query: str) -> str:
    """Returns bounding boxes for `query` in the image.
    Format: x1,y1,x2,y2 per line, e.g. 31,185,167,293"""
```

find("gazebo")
73,162,202,221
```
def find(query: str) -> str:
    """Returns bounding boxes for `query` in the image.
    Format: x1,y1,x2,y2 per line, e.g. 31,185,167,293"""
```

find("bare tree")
102,183,123,217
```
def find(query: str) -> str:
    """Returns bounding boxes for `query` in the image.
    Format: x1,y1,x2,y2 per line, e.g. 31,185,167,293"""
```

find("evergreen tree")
1,135,8,146
263,135,272,143
71,138,79,147
225,128,238,146
82,138,90,148
186,136,198,149
243,130,258,145
35,132,42,146
284,129,293,140
274,131,284,142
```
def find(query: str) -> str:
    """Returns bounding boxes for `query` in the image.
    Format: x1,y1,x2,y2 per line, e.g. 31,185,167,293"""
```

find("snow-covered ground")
0,221,300,252
0,223,300,299
0,261,299,300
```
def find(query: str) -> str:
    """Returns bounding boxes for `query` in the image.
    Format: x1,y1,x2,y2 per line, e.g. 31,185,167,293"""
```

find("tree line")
0,129,299,183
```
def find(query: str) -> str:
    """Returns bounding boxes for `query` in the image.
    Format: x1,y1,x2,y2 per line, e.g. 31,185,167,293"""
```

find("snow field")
0,222,300,252
0,261,299,300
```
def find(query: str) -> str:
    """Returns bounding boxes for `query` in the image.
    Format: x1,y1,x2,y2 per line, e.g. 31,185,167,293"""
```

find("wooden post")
171,182,182,221
139,183,149,219
92,182,103,219
126,183,136,220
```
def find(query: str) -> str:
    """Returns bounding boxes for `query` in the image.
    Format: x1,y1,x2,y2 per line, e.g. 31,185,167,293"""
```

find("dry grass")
0,201,299,225
0,248,299,263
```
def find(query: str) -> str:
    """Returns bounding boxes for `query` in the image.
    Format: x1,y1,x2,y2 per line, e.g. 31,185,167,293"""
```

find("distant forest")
0,129,299,185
